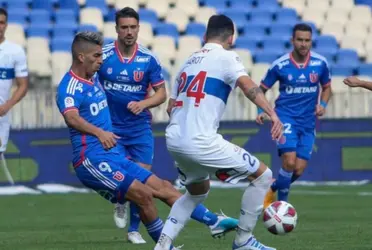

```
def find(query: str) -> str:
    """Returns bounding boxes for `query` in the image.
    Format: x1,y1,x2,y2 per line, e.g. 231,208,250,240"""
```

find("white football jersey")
166,43,248,146
0,40,28,120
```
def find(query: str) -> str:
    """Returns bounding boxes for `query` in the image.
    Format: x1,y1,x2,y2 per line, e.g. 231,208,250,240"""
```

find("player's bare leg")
264,152,296,208
145,174,238,239
232,162,276,250
292,158,308,184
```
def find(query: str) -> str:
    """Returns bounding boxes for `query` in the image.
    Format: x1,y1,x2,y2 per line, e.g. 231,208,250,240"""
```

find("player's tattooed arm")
140,83,167,109
259,85,268,94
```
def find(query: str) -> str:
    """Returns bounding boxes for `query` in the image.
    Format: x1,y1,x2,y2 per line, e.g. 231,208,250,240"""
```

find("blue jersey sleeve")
149,56,165,87
261,65,278,89
56,81,85,114
320,60,331,87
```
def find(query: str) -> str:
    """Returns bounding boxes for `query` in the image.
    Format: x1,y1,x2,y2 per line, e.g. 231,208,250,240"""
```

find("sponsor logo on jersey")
103,80,143,92
103,50,114,60
133,70,144,82
107,67,112,74
277,60,289,70
134,56,150,63
310,60,322,66
120,69,128,75
285,86,317,94
89,99,108,116
64,97,74,108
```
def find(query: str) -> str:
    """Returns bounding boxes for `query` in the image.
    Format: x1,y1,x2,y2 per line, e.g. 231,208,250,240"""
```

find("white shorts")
167,136,261,186
0,120,10,153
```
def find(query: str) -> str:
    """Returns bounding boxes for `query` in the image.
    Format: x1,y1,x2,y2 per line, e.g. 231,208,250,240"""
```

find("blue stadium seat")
29,10,51,24
337,49,360,68
229,0,254,12
85,0,108,17
6,0,29,9
185,23,206,38
104,37,115,45
222,9,248,30
234,37,258,53
250,9,273,26
314,49,337,65
262,38,286,53
6,10,28,26
138,9,158,26
155,23,179,40
54,9,77,24
32,0,53,10
315,35,338,54
242,24,267,40
202,0,227,11
106,8,116,22
78,24,99,33
358,63,372,76
53,23,77,38
276,8,298,25
59,0,79,11
270,23,292,41
51,38,73,52
27,24,51,38
162,68,171,82
256,0,280,13
255,50,281,64
355,0,372,6
331,64,354,76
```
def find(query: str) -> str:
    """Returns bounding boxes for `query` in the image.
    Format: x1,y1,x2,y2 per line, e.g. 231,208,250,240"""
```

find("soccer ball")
263,201,298,235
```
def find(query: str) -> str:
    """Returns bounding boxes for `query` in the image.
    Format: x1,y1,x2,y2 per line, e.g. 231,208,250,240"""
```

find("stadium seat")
256,0,280,13
301,8,325,28
250,9,274,27
146,0,169,19
234,37,258,53
80,8,104,31
251,63,270,85
336,49,360,68
194,7,217,26
330,0,354,10
51,38,73,52
178,35,201,54
175,0,199,16
203,0,227,12
138,9,159,26
222,9,248,30
331,64,354,76
78,24,99,32
185,22,206,38
358,63,372,76
269,23,292,41
315,35,338,54
52,52,72,87
321,22,344,42
350,5,372,25
104,37,115,45
54,9,77,24
262,38,287,54
255,50,281,64
326,8,349,26
166,8,189,32
85,0,108,17
229,0,253,12
7,0,29,9
282,0,306,15
7,12,28,27
103,22,116,39
53,24,76,39
27,24,51,38
276,8,298,25
59,0,79,11
32,0,53,10
340,36,366,57
305,0,331,11
155,23,179,41
233,48,253,70
138,22,154,47
152,35,177,61
6,23,26,47
29,10,51,24
115,0,139,11
344,22,368,40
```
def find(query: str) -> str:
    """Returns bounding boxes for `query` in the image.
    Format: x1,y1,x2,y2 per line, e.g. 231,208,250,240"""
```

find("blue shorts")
277,116,316,161
74,153,152,204
116,130,154,165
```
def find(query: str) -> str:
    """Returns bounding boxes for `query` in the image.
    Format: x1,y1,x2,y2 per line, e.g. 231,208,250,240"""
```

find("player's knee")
253,166,272,189
283,159,296,170
137,186,155,208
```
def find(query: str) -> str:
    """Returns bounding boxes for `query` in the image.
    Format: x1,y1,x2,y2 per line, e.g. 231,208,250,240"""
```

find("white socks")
234,168,272,246
155,191,208,249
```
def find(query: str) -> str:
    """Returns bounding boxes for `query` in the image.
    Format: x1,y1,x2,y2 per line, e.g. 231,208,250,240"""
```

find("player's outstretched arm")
63,110,119,149
344,76,372,91
236,76,283,140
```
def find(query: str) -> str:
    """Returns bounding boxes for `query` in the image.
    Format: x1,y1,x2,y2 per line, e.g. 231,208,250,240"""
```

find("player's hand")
343,76,362,88
127,101,146,115
315,104,326,117
0,102,12,117
269,114,283,141
97,130,120,150
255,113,270,125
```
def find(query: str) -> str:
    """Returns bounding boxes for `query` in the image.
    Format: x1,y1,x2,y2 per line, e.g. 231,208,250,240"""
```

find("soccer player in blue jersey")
256,23,333,208
57,31,238,247
97,7,167,243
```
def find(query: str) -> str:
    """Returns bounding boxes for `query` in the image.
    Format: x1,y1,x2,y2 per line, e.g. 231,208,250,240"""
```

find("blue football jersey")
56,70,118,166
98,42,165,136
261,52,331,128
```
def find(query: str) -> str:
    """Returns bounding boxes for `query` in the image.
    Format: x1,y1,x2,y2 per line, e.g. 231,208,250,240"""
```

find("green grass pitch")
0,186,371,250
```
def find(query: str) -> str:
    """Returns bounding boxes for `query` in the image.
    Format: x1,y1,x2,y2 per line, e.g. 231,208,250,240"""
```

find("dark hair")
292,23,312,38
72,31,103,59
205,14,234,41
0,8,8,21
115,7,139,25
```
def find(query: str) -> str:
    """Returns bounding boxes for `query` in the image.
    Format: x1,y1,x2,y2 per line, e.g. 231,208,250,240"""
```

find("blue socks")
191,204,218,226
128,202,141,232
145,217,164,242
271,167,293,202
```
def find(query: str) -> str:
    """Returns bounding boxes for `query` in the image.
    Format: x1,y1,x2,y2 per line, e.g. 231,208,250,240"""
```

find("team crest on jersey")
309,72,319,83
133,70,144,82
107,68,113,74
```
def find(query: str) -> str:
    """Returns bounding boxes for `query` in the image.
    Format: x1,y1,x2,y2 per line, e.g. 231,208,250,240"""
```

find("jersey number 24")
177,71,207,107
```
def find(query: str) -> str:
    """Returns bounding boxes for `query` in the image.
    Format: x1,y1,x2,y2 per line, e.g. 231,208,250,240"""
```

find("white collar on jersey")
204,43,223,49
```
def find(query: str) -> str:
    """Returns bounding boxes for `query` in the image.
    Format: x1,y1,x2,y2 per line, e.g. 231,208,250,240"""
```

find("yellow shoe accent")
263,179,276,209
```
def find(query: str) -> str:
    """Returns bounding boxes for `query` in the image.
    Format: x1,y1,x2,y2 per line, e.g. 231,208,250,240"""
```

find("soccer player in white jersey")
0,8,28,182
154,15,282,250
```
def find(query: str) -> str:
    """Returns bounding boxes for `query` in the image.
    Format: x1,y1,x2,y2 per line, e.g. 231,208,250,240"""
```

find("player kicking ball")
56,31,239,249
256,23,333,208
154,15,282,250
